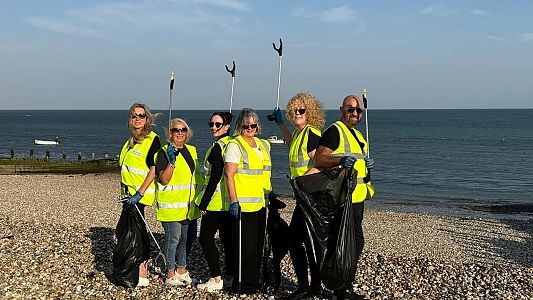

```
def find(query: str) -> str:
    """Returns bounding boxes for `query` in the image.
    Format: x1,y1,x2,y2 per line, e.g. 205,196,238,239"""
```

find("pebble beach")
0,174,531,299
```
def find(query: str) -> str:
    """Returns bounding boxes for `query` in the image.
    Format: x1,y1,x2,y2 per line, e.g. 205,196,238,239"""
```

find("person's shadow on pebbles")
88,227,116,275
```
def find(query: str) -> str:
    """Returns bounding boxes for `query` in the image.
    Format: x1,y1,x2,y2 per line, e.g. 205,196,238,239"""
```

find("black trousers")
232,208,266,293
199,210,234,277
289,205,321,290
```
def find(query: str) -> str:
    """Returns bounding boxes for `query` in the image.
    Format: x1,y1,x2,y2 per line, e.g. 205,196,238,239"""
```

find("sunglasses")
170,127,188,134
241,124,258,130
344,107,363,114
208,121,224,129
131,113,147,120
294,108,307,115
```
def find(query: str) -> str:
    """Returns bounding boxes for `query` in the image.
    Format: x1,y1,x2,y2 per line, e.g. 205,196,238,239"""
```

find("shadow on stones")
439,217,532,268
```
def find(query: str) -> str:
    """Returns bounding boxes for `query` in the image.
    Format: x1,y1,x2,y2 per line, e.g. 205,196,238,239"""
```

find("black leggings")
199,211,234,277
289,205,321,289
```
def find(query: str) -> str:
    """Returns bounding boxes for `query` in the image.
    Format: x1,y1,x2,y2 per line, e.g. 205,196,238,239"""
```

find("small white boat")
35,138,60,145
267,135,284,144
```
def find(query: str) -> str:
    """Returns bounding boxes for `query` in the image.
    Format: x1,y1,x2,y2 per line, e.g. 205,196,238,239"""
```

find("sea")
1,109,532,220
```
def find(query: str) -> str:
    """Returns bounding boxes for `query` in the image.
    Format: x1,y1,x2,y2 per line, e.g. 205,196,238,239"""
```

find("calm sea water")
1,109,532,220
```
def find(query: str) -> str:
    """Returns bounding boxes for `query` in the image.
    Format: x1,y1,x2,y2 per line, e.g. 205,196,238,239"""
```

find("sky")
0,0,532,110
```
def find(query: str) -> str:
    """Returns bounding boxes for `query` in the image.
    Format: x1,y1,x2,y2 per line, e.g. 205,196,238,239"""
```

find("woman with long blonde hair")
117,102,161,287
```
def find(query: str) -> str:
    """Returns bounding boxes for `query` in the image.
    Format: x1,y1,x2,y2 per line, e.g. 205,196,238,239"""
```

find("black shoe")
285,287,313,300
334,289,366,300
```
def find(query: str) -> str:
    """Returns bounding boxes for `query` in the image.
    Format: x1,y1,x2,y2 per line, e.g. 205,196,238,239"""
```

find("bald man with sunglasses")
314,95,375,300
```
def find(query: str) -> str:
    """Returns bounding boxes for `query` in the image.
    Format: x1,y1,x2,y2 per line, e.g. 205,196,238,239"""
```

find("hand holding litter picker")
225,60,236,113
267,38,283,122
363,88,370,158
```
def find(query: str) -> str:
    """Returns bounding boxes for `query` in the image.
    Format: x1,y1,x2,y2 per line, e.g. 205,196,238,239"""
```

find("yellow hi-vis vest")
155,144,204,222
119,131,159,206
289,125,321,178
330,121,375,203
196,136,232,212
230,135,271,213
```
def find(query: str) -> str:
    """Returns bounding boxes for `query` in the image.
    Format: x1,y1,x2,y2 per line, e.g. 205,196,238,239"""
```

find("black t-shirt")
306,130,320,154
155,145,195,175
146,136,161,168
318,124,365,151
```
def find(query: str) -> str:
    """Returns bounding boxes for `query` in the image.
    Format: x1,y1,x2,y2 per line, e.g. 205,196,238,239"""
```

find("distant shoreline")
0,158,118,174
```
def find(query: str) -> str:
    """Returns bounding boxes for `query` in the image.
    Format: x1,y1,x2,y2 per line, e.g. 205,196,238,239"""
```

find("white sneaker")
197,278,223,292
137,276,150,287
165,274,183,286
175,271,193,286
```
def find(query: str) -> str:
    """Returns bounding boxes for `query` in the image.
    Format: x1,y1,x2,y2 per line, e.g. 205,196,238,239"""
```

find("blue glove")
166,145,176,165
127,191,143,205
273,108,283,125
365,157,374,170
229,202,240,218
340,156,356,168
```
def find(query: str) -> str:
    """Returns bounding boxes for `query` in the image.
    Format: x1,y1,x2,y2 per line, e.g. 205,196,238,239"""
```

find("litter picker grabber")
168,70,175,137
362,88,370,158
267,38,283,121
238,208,242,295
133,204,166,274
225,60,236,113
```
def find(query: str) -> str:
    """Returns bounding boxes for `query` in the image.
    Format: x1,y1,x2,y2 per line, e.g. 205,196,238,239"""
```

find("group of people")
117,91,375,300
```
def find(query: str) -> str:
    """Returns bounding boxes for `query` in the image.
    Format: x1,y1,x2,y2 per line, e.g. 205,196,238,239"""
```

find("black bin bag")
109,203,150,288
289,167,357,291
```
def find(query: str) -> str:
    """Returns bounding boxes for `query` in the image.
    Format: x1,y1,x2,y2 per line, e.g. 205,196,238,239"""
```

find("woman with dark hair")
196,111,234,292
225,108,271,294
118,102,162,287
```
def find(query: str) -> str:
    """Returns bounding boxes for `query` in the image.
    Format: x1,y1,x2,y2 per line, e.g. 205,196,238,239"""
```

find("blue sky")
1,0,532,109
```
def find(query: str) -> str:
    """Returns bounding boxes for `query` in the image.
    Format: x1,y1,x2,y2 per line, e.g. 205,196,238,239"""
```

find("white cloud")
319,6,356,23
26,17,104,38
25,1,247,38
193,0,250,11
485,35,506,42
520,33,533,43
470,9,489,17
292,5,357,24
418,5,456,17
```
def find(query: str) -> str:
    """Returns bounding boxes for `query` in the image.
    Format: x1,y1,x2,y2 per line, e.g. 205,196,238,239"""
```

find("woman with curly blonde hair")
270,92,325,299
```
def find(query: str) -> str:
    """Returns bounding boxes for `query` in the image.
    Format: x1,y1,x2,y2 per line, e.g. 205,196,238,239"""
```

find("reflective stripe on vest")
289,125,321,177
197,136,232,211
230,136,270,212
119,131,159,206
156,144,202,221
330,121,375,202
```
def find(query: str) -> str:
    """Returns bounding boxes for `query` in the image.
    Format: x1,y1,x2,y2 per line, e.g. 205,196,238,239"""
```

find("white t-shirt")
224,142,264,164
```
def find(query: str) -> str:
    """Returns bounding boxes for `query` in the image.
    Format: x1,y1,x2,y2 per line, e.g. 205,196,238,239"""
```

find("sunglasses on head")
131,113,147,120
242,124,258,130
170,127,188,134
344,107,363,114
294,108,306,115
208,121,224,129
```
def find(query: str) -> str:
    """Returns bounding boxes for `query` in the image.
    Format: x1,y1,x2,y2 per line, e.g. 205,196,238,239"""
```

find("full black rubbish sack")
109,203,150,288
260,192,290,292
290,166,358,291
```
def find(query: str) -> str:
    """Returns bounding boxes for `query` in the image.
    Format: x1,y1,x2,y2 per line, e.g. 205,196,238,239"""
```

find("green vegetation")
0,158,118,174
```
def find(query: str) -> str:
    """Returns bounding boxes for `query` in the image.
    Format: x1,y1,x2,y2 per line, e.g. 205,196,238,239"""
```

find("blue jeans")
162,221,189,272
